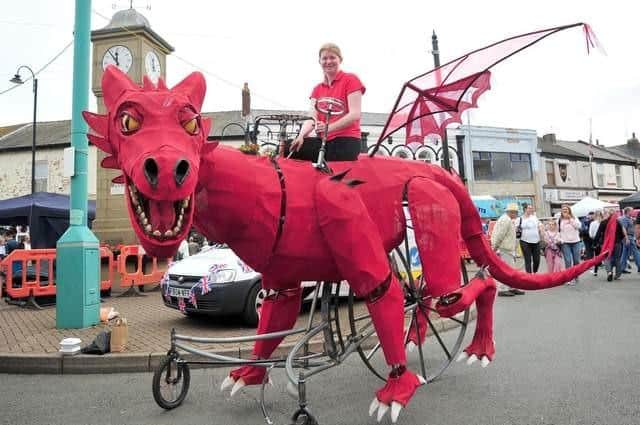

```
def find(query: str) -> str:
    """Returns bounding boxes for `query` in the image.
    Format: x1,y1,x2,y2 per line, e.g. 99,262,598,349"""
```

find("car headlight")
210,269,237,284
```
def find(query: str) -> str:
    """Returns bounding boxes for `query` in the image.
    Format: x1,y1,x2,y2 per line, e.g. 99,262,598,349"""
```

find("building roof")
0,120,71,152
609,134,640,159
539,135,636,164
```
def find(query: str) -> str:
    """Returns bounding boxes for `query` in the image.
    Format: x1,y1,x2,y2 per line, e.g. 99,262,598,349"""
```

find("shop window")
472,151,532,181
545,161,555,185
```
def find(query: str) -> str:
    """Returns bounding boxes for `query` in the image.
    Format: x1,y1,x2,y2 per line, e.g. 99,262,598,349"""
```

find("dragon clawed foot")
456,351,491,367
220,365,271,397
368,368,425,423
456,331,495,369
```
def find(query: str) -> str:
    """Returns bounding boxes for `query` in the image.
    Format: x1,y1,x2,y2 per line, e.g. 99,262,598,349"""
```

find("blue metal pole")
56,0,100,329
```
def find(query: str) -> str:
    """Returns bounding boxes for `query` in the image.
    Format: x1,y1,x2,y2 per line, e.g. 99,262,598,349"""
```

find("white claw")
369,398,380,417
220,376,235,391
230,378,245,397
286,381,298,400
456,351,469,362
417,374,427,385
480,356,491,368
406,341,416,353
466,354,478,366
377,403,389,422
390,402,403,423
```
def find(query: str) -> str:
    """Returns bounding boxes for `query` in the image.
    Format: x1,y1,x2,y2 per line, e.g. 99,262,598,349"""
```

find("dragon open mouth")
127,184,191,241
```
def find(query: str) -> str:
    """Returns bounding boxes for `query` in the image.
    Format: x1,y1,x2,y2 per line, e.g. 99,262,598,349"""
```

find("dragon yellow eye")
121,114,140,133
183,118,199,135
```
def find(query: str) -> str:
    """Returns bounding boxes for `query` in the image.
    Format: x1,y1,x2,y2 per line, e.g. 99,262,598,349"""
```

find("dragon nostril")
174,159,190,186
143,157,159,188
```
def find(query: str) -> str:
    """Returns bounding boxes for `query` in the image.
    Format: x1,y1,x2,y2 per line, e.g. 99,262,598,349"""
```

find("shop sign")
558,190,588,201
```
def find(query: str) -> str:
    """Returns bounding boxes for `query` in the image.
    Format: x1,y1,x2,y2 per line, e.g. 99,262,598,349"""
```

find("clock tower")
90,8,173,246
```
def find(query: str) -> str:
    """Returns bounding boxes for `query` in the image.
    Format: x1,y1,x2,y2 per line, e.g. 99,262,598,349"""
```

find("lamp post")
10,66,38,195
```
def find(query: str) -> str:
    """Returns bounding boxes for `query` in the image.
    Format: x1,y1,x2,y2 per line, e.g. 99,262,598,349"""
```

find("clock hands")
108,49,119,66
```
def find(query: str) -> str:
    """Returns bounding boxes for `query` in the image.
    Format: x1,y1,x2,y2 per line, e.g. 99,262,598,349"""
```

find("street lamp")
10,65,38,195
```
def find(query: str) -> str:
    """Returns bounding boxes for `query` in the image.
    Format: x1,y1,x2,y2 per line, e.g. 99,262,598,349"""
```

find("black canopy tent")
0,192,96,249
618,192,640,209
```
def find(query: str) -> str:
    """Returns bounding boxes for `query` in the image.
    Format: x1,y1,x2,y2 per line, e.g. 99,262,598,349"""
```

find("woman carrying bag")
518,204,542,273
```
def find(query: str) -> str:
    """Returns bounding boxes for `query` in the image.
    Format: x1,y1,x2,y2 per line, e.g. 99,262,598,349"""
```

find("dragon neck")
195,146,280,270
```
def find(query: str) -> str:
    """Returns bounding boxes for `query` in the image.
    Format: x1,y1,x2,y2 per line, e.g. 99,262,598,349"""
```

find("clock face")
102,45,133,73
145,51,162,83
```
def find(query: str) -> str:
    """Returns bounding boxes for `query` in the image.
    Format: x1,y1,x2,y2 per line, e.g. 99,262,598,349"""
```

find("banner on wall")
472,196,534,218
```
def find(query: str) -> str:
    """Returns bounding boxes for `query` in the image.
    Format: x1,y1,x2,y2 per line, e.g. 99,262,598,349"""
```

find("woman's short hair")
318,43,342,60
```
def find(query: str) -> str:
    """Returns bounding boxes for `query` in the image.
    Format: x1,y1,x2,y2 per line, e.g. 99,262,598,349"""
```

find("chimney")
241,82,251,117
542,133,557,144
628,132,639,146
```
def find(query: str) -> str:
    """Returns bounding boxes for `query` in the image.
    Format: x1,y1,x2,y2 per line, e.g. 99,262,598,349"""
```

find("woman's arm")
290,100,318,151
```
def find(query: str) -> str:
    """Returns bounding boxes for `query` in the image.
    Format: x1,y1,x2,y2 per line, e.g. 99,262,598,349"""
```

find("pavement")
0,274,475,375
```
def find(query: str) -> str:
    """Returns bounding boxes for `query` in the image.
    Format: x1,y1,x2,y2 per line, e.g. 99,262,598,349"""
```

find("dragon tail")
429,167,617,291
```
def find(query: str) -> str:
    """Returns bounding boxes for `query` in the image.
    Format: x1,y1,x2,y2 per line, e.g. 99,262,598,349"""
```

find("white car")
160,244,349,326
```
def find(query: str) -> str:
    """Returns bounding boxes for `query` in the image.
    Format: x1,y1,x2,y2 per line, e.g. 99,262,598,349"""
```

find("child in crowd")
544,220,564,273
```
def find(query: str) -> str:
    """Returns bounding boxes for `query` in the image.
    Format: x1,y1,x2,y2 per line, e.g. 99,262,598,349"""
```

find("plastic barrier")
99,246,115,292
0,247,115,304
1,249,57,301
116,245,170,289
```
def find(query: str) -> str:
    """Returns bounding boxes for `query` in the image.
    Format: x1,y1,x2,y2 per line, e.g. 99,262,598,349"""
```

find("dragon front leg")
315,174,424,423
221,283,302,397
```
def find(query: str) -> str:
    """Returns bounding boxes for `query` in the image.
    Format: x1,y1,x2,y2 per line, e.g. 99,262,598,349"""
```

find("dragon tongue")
148,200,176,232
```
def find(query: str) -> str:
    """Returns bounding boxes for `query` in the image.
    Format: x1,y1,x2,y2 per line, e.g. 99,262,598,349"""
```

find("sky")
1,0,639,146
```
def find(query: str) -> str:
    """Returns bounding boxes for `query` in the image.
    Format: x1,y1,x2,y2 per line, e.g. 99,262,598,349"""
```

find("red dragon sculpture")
85,66,615,423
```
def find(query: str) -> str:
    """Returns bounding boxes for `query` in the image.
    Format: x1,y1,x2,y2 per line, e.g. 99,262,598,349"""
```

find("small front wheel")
152,355,190,409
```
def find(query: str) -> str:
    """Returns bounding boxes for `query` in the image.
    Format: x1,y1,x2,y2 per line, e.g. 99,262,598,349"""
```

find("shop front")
543,188,598,216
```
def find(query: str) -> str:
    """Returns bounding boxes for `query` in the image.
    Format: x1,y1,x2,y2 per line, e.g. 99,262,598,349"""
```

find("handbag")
515,217,523,239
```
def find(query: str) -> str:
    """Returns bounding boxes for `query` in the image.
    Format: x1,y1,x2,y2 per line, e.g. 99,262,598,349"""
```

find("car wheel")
242,283,264,327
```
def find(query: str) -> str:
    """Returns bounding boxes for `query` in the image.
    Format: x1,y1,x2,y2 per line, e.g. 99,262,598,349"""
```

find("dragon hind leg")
436,270,497,366
315,175,423,423
222,283,302,396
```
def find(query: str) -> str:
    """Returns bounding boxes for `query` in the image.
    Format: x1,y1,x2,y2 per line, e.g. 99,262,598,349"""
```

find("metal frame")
152,240,470,425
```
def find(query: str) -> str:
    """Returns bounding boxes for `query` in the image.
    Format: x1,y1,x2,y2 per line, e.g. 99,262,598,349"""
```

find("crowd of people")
489,202,638,296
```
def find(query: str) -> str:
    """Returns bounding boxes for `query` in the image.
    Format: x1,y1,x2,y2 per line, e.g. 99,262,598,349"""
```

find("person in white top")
516,204,543,273
558,204,582,284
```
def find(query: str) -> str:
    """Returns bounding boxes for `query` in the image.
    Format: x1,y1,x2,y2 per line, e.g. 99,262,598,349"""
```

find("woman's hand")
315,121,327,135
290,135,305,152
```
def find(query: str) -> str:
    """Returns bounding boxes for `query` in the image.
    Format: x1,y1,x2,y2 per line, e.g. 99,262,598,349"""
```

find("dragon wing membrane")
373,22,600,154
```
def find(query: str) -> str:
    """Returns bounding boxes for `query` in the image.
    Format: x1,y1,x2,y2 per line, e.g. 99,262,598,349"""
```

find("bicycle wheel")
347,248,470,383
152,354,191,409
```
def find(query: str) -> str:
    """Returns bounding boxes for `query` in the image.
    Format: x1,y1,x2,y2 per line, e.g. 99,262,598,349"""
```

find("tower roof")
104,8,151,30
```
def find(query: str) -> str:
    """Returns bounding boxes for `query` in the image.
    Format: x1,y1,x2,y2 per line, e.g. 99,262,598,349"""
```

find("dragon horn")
172,72,207,112
142,75,155,91
87,133,113,155
82,111,108,137
102,65,141,112
101,156,119,169
157,77,168,91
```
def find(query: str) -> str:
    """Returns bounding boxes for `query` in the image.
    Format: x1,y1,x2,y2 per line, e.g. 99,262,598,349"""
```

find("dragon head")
83,66,213,258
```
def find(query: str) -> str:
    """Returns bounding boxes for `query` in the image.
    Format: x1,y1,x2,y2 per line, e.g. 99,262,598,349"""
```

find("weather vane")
112,0,151,10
